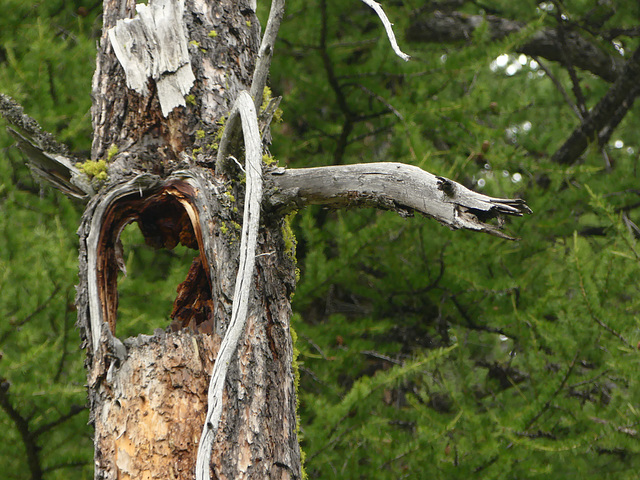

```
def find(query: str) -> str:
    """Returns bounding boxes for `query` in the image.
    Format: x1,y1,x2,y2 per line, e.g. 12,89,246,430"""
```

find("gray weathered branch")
267,163,531,239
215,0,285,173
0,93,92,199
406,11,624,82
250,0,286,111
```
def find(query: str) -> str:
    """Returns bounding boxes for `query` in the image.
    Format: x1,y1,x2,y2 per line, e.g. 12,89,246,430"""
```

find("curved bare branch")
360,0,410,61
196,90,263,480
250,0,286,110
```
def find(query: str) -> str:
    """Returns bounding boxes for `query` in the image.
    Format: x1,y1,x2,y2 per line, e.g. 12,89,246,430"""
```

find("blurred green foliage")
270,0,640,478
0,2,99,478
2,0,640,478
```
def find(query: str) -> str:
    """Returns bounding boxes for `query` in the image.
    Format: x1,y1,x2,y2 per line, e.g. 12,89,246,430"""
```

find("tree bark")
76,0,301,478
550,45,640,164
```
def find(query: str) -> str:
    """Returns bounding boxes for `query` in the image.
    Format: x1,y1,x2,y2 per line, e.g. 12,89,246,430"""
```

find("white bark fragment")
196,91,263,480
108,0,195,117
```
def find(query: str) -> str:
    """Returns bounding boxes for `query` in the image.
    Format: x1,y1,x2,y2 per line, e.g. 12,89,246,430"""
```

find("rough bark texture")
76,0,302,478
90,332,219,479
76,168,300,479
91,0,259,162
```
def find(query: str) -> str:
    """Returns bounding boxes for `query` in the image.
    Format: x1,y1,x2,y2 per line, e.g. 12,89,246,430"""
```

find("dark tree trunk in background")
75,0,301,478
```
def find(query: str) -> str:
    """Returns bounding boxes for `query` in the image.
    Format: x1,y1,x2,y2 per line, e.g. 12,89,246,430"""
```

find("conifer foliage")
1,0,639,478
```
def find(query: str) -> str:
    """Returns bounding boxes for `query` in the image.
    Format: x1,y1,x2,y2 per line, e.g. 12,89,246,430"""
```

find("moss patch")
282,212,297,260
75,159,108,181
260,86,283,123
107,143,119,160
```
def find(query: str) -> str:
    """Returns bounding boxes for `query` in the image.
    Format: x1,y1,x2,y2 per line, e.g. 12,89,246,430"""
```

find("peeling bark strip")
91,0,259,160
268,163,531,239
197,91,263,480
108,0,195,117
84,175,162,352
80,173,218,353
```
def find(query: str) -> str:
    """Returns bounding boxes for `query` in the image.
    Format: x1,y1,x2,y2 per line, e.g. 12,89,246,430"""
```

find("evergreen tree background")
1,0,639,478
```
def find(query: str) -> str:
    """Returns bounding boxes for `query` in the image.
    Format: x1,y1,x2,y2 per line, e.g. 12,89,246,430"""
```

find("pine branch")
407,11,624,82
0,286,61,345
0,381,43,480
32,404,86,437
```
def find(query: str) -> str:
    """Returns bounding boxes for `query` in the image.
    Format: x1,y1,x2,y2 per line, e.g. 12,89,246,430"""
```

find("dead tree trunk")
1,0,530,478
75,0,303,478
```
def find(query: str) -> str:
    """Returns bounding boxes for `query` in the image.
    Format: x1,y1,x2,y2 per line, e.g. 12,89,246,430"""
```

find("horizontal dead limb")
406,11,623,82
267,162,531,239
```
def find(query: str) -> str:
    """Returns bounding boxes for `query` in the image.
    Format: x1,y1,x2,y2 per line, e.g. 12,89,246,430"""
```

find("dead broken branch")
267,163,531,239
0,93,91,199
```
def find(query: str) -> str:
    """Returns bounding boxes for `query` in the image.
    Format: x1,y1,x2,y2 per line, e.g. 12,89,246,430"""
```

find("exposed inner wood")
170,256,215,334
95,180,214,336
93,331,220,480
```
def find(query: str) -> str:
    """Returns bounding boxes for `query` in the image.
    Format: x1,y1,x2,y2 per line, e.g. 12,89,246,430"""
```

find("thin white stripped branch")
250,0,286,111
215,0,285,175
195,90,263,480
360,0,410,61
